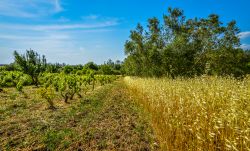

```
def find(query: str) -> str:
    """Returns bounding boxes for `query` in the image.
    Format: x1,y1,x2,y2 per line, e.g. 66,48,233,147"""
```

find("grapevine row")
0,71,119,108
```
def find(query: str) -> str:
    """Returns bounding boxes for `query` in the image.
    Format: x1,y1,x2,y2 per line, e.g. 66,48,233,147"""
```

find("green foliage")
39,60,122,75
0,63,17,72
100,64,113,75
99,59,122,75
16,80,24,92
14,49,47,86
84,62,99,71
39,72,118,105
39,86,56,109
0,71,32,92
123,7,250,78
62,65,73,74
0,66,6,72
45,63,64,73
96,75,117,86
43,130,65,151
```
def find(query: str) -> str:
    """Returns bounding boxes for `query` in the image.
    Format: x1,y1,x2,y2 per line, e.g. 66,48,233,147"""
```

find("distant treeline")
123,7,250,78
0,49,123,86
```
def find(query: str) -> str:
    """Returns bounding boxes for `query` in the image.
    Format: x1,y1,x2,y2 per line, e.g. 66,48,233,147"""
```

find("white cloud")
0,31,84,64
54,0,63,12
0,34,70,41
0,24,120,64
81,14,121,24
0,4,124,65
240,44,250,50
0,0,63,18
0,21,119,31
238,31,250,39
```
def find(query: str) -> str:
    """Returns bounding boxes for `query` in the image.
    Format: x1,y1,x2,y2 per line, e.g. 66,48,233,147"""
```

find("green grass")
0,81,158,150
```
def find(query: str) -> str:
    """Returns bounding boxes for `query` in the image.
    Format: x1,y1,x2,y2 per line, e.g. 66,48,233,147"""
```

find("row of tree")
123,7,250,78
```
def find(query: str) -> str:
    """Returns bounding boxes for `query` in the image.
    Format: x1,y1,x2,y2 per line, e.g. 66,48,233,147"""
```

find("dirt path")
0,81,158,151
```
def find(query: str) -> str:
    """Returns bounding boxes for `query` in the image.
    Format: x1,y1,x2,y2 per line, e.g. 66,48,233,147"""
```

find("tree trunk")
34,77,39,87
64,95,69,103
92,80,95,91
70,93,74,100
31,74,39,87
48,99,56,110
77,93,82,98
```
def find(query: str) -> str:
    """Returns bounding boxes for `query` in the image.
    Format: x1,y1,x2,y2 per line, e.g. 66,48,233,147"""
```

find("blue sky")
0,0,250,65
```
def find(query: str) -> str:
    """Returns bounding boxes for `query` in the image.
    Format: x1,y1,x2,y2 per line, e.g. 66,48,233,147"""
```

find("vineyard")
0,71,159,150
1,2,250,150
1,73,249,150
0,71,118,109
0,31,249,151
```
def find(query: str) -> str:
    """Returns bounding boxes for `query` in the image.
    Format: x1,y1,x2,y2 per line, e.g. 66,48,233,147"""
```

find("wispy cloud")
0,29,121,64
0,0,63,18
81,14,122,24
240,44,250,50
0,2,124,64
0,21,119,31
0,34,70,41
0,19,120,64
238,31,250,39
54,0,63,12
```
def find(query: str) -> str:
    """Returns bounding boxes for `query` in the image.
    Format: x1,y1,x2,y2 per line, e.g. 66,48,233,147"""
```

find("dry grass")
0,81,157,150
124,76,250,151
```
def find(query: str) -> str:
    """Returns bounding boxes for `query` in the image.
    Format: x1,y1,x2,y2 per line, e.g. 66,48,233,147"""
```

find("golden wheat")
124,76,250,151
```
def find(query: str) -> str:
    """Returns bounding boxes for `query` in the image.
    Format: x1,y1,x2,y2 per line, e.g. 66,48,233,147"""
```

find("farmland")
125,76,250,150
1,1,250,150
1,73,249,150
0,76,158,150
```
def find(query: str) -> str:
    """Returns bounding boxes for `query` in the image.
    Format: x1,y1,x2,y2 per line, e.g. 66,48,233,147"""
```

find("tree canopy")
14,49,47,86
123,7,250,78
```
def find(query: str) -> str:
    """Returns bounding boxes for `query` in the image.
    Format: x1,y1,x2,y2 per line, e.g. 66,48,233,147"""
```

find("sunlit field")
125,76,250,151
1,0,250,150
0,80,158,150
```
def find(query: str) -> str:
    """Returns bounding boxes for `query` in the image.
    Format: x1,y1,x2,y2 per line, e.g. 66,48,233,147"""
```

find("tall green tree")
123,7,250,78
125,24,146,76
145,17,164,77
14,49,47,86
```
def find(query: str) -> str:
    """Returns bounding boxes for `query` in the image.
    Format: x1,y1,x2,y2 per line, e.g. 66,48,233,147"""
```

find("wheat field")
124,76,250,151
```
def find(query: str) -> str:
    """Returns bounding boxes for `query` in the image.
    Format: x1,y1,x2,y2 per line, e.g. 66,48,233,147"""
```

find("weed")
43,130,63,150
